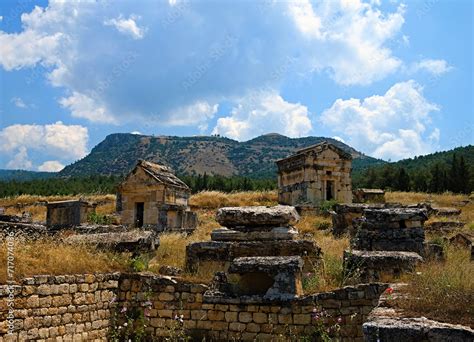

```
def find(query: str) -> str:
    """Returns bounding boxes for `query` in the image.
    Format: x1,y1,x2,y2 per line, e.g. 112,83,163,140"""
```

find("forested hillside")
353,145,474,193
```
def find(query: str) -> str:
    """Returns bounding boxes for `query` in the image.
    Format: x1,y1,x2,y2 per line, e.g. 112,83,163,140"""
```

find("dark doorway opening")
326,181,334,201
135,202,144,228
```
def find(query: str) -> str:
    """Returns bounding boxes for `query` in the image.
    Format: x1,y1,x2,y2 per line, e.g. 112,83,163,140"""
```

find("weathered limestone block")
363,316,474,341
363,208,429,223
331,203,386,236
64,230,159,254
425,221,465,232
228,256,304,299
343,250,423,282
351,208,427,255
185,240,321,273
216,206,300,229
211,227,298,241
432,207,462,217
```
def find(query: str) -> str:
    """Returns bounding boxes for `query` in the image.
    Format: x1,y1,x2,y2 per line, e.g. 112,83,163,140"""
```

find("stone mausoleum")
46,200,96,229
116,160,197,232
276,142,352,206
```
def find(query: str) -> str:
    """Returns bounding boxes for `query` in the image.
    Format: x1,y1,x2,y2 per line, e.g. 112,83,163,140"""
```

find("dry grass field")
0,190,473,326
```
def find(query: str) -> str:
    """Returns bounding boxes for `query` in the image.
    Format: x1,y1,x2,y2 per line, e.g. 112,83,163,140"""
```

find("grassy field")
0,190,473,326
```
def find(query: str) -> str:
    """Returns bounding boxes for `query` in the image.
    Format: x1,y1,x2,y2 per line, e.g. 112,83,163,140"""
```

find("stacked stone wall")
0,273,119,341
1,273,386,341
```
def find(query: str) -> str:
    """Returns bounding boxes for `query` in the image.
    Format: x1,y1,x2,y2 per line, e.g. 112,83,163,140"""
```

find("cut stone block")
185,240,321,273
216,205,300,229
210,227,298,241
363,316,474,342
432,207,462,217
343,250,423,282
228,256,303,299
363,208,429,223
64,230,159,254
426,221,465,232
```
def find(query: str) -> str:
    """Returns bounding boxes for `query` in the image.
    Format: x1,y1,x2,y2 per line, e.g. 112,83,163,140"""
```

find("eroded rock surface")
216,205,300,228
64,230,159,254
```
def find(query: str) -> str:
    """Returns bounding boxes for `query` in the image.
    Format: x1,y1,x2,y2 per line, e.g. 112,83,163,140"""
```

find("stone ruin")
46,200,97,229
363,284,474,341
210,256,304,300
353,188,385,204
64,229,160,257
185,205,322,273
331,201,464,237
343,208,432,282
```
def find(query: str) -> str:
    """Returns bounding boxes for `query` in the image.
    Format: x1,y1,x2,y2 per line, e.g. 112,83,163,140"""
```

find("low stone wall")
0,273,120,341
1,273,387,341
117,274,386,341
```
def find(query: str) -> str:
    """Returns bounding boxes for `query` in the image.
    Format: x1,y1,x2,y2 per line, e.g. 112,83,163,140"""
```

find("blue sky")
0,0,472,171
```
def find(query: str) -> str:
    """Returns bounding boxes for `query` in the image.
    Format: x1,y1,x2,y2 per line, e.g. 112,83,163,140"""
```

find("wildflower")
144,308,151,317
385,287,394,295
109,296,117,304
121,307,127,313
337,317,342,323
123,322,128,327
144,300,153,307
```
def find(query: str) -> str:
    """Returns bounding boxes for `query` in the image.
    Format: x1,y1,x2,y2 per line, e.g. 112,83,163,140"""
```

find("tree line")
0,174,277,197
355,154,473,194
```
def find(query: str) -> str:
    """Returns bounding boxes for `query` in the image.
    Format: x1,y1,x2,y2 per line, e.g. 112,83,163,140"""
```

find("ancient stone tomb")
46,200,96,229
276,142,353,206
185,205,321,273
344,208,430,282
116,160,197,232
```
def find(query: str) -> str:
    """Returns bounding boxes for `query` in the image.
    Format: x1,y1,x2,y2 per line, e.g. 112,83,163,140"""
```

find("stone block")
216,205,300,228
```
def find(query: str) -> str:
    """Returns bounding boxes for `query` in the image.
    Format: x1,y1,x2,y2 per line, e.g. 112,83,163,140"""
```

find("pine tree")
397,167,410,191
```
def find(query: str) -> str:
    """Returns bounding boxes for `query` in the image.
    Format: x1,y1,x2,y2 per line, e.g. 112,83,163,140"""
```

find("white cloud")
0,122,89,170
333,136,346,143
38,160,65,172
321,80,440,160
0,1,414,127
11,97,27,108
131,131,142,135
409,58,453,75
0,30,64,71
104,14,146,40
59,92,117,124
166,101,218,126
212,92,312,141
288,0,405,85
6,147,32,170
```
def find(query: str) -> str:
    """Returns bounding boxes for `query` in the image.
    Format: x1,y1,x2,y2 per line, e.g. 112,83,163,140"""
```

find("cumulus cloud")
0,0,410,129
409,58,453,75
289,0,405,85
320,80,440,160
38,160,65,172
212,92,312,141
11,97,27,108
6,147,32,170
104,14,146,40
59,92,116,124
0,121,88,170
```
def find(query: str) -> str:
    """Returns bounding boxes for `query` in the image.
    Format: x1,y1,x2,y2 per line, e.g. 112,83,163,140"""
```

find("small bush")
88,212,112,225
319,200,338,214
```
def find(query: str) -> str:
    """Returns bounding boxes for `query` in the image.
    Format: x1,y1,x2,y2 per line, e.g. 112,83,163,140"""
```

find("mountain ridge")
58,133,384,178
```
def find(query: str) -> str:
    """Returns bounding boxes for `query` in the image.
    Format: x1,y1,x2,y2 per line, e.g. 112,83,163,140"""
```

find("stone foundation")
351,208,428,255
1,273,388,341
185,240,322,273
363,284,474,342
343,250,423,282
